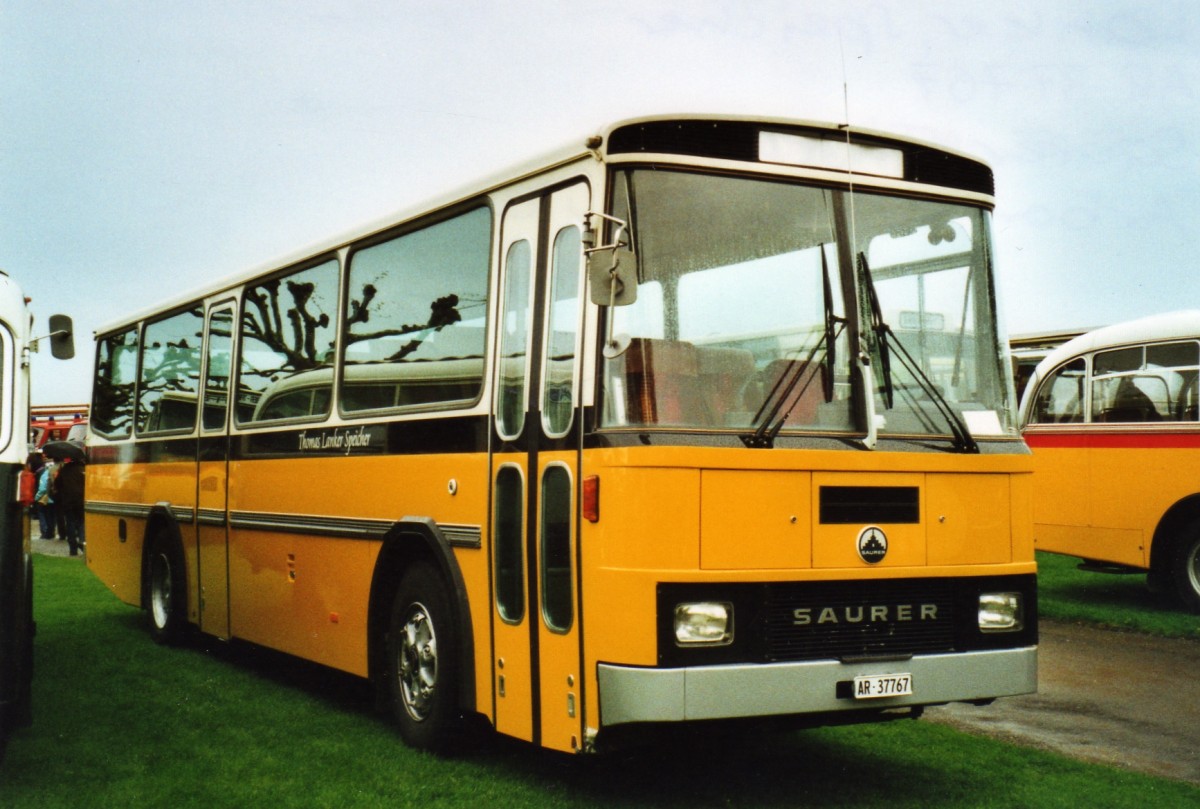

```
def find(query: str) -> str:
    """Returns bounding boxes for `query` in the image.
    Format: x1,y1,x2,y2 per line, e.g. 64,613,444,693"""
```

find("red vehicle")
29,406,88,449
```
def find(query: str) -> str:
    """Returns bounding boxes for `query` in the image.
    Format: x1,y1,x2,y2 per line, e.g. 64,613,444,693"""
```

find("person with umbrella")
43,441,85,556
34,454,58,541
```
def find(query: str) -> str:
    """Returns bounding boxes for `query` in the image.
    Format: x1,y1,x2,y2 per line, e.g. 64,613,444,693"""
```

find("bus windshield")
600,169,1016,443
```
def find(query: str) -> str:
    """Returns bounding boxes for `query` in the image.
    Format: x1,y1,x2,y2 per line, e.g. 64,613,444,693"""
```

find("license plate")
852,673,913,699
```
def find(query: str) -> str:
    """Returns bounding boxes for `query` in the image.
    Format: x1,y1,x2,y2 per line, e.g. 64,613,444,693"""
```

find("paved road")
31,535,79,557
926,619,1200,786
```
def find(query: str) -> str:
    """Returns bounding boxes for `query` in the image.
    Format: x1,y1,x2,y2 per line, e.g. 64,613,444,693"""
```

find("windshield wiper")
859,252,894,409
857,252,979,454
743,248,843,449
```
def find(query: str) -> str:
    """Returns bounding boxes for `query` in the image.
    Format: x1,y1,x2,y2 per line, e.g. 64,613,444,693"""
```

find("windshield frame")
593,165,1018,448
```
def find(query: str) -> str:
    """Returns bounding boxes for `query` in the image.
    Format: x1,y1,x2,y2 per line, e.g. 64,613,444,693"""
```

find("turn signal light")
583,475,599,522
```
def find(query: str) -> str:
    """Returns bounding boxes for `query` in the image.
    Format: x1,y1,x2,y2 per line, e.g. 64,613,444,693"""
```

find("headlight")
978,592,1023,633
673,602,733,646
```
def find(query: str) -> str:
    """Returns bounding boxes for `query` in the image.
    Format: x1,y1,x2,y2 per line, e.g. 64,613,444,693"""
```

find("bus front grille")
761,579,957,662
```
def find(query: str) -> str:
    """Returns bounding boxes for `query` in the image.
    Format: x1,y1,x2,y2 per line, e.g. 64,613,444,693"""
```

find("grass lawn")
1036,551,1200,639
1,555,1197,807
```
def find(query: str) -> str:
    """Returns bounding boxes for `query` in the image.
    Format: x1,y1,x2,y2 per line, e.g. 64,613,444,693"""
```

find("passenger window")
542,226,582,436
202,308,233,432
497,240,532,439
137,307,204,434
342,207,491,413
1089,343,1200,423
1033,358,1085,424
1092,374,1166,422
238,259,339,424
92,328,139,439
540,465,573,632
494,465,525,623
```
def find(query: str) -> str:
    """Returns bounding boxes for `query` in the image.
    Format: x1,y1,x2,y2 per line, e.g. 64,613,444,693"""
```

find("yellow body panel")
701,470,812,570
1029,442,1190,569
577,444,1035,738
228,531,375,674
926,474,1013,566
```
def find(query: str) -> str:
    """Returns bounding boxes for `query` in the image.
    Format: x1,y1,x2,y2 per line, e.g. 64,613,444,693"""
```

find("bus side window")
92,328,139,439
137,307,204,435
1178,371,1199,421
342,207,491,416
1033,358,1085,424
238,259,339,425
1093,375,1164,423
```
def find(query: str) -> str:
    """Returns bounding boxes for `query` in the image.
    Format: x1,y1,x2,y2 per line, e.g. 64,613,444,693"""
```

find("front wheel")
1169,527,1200,613
147,534,187,644
385,562,461,752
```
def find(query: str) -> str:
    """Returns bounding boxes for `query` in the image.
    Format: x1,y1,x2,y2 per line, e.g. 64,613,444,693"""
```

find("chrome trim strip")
85,500,195,524
227,510,482,546
440,523,482,549
229,511,392,539
597,646,1037,727
88,501,481,547
86,500,153,520
196,507,227,527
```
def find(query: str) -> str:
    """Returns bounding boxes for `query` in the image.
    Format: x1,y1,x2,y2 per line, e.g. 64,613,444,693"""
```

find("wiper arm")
742,333,833,448
857,252,979,454
859,252,893,408
744,247,843,449
821,247,839,402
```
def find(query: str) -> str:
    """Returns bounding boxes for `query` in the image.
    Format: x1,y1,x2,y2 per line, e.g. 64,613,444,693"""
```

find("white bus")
0,273,72,760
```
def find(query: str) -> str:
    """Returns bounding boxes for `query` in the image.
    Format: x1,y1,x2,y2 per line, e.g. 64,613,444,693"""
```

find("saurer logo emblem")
857,525,888,563
792,602,939,626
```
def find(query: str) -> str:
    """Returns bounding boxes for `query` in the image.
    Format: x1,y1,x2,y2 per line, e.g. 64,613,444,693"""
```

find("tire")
147,533,187,644
385,561,461,752
1169,528,1200,614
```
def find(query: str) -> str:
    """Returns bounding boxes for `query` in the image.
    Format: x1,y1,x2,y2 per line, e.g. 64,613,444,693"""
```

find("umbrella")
42,440,86,463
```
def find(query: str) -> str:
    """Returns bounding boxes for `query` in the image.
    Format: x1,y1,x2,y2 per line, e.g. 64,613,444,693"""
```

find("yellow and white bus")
1020,309,1200,612
85,114,1036,754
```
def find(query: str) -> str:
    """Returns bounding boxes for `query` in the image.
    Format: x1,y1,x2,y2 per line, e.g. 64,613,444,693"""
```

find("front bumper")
598,645,1036,726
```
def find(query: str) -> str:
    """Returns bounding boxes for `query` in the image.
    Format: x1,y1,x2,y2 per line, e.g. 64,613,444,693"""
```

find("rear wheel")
385,562,461,752
1169,524,1200,613
147,533,187,644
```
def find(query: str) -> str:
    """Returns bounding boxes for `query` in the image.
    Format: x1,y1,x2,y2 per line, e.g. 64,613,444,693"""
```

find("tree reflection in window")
137,307,204,433
238,259,339,423
342,207,491,412
92,328,139,439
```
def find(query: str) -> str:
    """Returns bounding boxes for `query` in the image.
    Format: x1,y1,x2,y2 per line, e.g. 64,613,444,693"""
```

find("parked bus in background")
0,272,73,760
1020,310,1200,612
1009,327,1087,402
84,114,1036,754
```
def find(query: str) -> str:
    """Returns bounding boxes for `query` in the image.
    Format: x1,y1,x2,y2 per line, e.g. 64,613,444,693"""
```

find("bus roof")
1035,310,1200,375
95,113,994,338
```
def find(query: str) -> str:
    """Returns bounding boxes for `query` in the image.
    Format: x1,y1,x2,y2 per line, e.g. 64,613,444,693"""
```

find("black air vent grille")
819,486,920,524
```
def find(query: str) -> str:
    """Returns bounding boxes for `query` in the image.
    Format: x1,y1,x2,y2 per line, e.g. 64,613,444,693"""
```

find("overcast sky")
3,1,1197,404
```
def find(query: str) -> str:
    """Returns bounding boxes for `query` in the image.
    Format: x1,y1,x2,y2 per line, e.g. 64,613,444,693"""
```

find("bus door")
196,303,234,639
491,182,588,752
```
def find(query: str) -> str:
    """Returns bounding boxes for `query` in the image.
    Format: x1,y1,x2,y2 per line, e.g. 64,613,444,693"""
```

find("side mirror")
48,314,74,360
587,247,638,307
583,212,638,307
